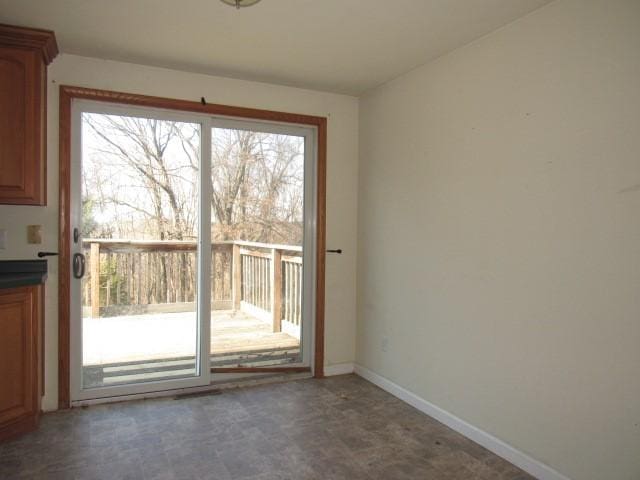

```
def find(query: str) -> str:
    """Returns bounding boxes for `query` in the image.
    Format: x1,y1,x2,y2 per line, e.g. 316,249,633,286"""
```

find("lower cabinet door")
0,286,40,442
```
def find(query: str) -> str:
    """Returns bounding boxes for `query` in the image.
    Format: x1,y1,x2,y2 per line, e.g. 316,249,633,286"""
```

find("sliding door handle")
72,253,86,279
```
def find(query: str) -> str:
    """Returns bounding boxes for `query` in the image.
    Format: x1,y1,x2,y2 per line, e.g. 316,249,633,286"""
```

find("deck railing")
234,242,303,337
82,239,303,336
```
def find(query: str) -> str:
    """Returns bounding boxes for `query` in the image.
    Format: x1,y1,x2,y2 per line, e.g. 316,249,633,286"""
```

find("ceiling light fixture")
220,0,262,9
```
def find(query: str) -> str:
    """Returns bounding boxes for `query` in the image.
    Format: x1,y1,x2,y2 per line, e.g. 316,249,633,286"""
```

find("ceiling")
0,0,551,95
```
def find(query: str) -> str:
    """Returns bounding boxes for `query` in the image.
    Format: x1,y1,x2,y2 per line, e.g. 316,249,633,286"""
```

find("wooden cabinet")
0,24,57,205
0,285,43,442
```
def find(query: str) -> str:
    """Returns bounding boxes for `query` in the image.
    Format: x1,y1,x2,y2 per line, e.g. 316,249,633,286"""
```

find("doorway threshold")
70,371,312,408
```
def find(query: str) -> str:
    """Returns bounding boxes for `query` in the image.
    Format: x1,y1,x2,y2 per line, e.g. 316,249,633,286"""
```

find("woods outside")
81,113,305,309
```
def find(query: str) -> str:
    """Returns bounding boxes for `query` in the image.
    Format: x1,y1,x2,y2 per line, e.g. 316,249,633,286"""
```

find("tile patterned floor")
0,375,534,479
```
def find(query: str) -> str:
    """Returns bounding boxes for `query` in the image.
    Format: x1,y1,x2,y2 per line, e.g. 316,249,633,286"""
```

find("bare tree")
84,114,200,302
82,113,304,306
84,114,198,240
208,128,304,243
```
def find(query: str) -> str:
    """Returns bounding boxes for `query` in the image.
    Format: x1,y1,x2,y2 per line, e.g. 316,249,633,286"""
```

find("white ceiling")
0,0,551,95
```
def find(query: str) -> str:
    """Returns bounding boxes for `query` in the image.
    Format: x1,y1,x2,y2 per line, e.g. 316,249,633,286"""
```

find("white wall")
0,54,359,411
357,0,640,479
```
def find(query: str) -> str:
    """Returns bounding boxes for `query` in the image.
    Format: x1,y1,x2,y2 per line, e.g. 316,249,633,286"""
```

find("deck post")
90,242,100,318
271,248,282,333
232,243,242,311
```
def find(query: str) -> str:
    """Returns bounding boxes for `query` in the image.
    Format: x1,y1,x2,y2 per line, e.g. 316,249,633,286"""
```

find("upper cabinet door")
0,47,41,204
0,24,57,206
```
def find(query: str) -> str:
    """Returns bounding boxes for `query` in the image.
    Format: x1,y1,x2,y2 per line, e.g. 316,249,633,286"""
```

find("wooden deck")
211,311,299,355
82,310,300,388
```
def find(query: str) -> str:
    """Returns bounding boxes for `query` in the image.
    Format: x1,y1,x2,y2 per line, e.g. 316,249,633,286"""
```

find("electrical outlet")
381,337,389,352
0,229,6,250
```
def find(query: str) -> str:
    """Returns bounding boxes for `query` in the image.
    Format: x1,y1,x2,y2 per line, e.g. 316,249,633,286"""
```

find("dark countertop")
0,260,48,289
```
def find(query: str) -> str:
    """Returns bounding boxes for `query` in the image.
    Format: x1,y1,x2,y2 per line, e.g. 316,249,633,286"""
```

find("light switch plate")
27,225,42,244
0,229,6,249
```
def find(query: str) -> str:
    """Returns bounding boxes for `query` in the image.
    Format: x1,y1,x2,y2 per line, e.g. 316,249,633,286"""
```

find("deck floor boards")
81,310,300,388
211,311,299,355
83,309,299,365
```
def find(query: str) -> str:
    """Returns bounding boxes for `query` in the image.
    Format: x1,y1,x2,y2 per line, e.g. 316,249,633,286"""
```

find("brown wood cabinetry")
0,24,57,205
0,285,43,442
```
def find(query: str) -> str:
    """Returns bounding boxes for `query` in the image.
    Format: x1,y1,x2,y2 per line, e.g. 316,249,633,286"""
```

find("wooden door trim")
58,85,327,408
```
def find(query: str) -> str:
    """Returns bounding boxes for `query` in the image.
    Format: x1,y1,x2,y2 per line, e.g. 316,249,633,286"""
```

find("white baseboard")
353,364,571,480
324,362,355,376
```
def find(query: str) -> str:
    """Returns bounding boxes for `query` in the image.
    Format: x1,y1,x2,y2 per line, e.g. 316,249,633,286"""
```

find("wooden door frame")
58,85,327,409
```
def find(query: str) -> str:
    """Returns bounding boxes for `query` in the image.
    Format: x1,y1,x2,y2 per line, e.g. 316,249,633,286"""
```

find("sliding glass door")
70,102,212,400
209,119,315,372
70,101,316,401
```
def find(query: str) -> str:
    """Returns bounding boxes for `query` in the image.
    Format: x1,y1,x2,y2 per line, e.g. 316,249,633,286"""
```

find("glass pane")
80,112,201,389
210,127,305,368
